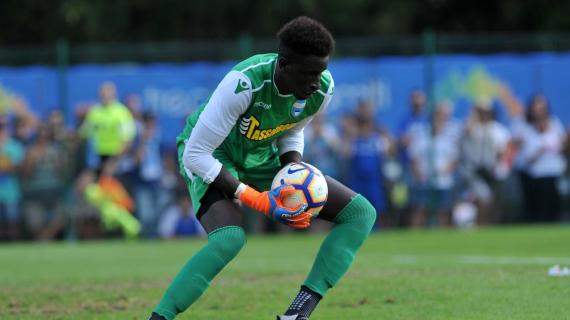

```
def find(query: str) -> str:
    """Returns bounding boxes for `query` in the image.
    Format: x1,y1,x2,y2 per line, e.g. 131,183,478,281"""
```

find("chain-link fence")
1,32,570,66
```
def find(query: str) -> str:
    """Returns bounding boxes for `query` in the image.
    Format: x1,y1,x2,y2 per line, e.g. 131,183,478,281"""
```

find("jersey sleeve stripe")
252,80,272,93
239,58,276,73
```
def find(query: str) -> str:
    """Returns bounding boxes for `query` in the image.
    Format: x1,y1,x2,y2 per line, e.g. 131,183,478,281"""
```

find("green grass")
1,225,569,319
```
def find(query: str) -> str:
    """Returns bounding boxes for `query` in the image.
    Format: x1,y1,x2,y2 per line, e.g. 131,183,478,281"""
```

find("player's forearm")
280,151,302,167
211,167,242,196
498,85,524,118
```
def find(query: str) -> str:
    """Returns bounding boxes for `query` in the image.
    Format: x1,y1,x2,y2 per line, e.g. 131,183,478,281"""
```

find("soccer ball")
271,162,328,217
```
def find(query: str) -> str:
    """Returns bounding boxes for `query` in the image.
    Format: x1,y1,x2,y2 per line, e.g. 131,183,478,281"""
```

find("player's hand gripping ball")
271,162,328,218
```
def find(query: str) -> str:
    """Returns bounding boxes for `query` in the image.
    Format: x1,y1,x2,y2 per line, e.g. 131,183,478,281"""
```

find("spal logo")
239,115,296,141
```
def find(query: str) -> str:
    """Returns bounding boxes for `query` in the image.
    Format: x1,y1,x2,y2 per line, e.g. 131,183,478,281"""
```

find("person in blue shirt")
397,89,428,141
158,191,205,239
347,102,392,228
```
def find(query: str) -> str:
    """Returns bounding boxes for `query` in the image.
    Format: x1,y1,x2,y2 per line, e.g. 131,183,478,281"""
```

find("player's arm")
119,106,137,145
183,70,251,192
277,116,307,167
214,158,308,227
211,168,241,197
182,71,306,225
279,151,302,167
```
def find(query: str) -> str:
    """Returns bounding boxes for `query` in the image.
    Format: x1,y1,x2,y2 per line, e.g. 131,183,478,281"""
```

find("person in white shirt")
499,87,566,222
460,101,511,224
408,102,460,227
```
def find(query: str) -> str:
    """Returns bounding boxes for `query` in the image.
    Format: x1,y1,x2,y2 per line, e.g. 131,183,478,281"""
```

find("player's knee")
208,226,246,260
354,196,377,233
335,194,377,233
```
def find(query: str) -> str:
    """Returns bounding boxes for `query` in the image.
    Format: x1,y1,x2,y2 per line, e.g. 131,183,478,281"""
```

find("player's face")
99,82,117,105
280,55,329,100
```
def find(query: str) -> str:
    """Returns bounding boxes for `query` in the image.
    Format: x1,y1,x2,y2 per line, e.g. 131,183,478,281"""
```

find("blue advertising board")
1,53,569,146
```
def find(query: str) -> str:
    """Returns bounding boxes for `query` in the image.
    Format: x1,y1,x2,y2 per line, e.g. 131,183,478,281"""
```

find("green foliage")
1,0,570,44
1,225,569,319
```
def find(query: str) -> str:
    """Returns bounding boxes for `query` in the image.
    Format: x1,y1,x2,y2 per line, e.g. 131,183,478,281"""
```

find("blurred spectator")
500,88,566,222
14,116,34,146
124,94,144,127
346,101,392,227
159,150,181,212
20,125,66,240
47,110,69,144
0,116,25,240
11,99,39,146
158,191,204,239
72,171,103,240
394,90,429,219
397,89,428,158
132,112,164,237
116,93,145,193
408,102,460,228
303,114,340,178
460,100,511,224
76,82,141,239
48,109,83,187
381,141,407,226
68,106,93,177
337,112,358,184
79,81,136,177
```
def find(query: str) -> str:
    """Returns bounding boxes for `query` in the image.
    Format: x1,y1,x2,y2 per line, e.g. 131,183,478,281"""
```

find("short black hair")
525,93,550,124
277,16,334,57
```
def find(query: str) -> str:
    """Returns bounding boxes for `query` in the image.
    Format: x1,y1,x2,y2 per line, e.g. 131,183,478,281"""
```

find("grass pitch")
1,225,569,319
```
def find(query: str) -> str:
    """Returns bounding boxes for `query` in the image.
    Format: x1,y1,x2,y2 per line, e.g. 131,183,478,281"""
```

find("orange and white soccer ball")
271,162,328,217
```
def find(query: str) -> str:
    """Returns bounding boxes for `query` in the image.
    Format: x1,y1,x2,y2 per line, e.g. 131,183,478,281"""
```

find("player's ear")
277,56,289,71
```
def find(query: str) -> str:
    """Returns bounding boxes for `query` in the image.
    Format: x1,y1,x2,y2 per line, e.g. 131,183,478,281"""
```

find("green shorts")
176,141,282,214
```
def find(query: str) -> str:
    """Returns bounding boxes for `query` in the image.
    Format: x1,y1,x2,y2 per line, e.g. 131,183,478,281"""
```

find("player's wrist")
234,183,247,198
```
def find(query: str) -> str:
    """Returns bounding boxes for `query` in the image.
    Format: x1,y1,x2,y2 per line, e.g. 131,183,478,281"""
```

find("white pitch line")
389,255,570,265
458,256,570,265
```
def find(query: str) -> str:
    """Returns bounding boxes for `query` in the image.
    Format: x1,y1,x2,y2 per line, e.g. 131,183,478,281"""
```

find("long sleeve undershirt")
182,70,333,184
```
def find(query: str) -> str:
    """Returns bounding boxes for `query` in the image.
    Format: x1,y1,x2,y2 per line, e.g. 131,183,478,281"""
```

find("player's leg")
280,176,376,319
152,187,247,320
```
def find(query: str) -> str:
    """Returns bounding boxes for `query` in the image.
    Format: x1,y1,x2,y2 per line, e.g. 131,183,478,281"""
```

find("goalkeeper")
150,16,376,320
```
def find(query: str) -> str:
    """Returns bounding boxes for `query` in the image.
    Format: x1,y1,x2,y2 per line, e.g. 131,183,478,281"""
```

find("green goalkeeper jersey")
177,53,334,177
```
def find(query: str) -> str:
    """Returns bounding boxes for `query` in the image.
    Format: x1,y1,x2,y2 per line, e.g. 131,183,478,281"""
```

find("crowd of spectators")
0,82,202,241
304,87,570,229
1,81,569,242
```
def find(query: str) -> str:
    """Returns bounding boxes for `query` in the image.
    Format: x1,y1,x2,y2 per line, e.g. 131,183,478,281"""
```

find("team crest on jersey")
239,115,296,141
291,100,306,118
234,79,249,94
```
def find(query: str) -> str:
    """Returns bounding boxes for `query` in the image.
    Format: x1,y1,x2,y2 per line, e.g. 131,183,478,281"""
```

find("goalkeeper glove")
236,183,310,228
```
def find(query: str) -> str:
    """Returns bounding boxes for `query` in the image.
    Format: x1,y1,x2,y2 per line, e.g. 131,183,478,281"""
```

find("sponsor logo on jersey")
234,79,249,94
253,101,272,110
239,115,296,141
291,100,306,118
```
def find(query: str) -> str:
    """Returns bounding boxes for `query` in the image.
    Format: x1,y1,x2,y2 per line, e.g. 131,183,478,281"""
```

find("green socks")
304,194,376,296
153,195,375,319
154,226,246,320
